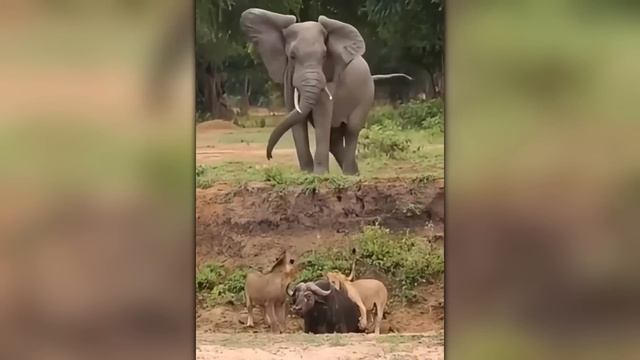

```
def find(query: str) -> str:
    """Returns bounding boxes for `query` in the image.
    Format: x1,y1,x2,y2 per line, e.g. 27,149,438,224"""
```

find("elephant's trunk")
266,108,306,159
266,70,325,159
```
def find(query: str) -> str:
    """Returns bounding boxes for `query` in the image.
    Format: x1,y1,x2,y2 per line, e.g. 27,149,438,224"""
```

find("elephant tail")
372,73,413,81
266,109,306,160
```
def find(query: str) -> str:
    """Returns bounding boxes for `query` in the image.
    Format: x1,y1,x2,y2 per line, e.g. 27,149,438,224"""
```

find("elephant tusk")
294,88,302,113
324,87,333,100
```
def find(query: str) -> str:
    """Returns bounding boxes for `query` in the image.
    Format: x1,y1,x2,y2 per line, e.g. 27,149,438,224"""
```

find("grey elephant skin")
240,8,410,175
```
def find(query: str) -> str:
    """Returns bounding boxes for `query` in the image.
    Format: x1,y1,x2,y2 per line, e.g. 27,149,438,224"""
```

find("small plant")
195,164,207,178
327,175,359,191
196,262,226,292
358,125,412,160
412,174,437,185
298,174,321,195
262,166,288,185
196,262,249,306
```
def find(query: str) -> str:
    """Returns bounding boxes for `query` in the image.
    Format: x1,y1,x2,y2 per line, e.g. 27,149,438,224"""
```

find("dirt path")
195,126,443,166
197,145,298,165
196,332,443,360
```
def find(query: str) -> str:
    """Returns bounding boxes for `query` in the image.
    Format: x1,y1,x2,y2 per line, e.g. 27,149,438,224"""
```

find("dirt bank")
196,179,444,267
195,177,445,336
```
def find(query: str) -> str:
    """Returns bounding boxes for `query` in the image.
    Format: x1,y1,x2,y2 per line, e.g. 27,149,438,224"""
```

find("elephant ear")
319,15,365,75
240,9,296,83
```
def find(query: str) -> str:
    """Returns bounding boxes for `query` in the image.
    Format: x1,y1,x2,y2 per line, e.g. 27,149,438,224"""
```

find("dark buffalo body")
292,280,363,334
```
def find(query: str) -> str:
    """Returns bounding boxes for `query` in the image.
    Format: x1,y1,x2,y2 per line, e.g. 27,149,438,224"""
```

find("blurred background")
447,0,640,358
1,0,639,359
0,1,194,359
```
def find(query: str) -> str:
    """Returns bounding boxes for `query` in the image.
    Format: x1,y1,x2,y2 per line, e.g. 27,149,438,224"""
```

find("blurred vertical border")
447,0,640,358
0,0,195,359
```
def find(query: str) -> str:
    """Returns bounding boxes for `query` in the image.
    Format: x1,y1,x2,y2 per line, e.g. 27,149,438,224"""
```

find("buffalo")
288,280,363,334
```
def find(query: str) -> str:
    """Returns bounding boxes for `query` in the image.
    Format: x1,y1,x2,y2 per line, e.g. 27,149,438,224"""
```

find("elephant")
240,8,412,175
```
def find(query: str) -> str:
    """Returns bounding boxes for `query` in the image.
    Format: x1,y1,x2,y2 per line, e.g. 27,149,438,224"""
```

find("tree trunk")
240,74,250,116
203,63,233,120
424,69,435,99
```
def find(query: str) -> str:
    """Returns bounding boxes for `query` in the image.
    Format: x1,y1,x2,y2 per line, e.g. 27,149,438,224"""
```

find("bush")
366,98,444,132
367,105,398,129
196,262,249,306
295,249,354,284
397,98,444,131
295,225,443,304
357,226,443,302
195,226,444,307
358,125,412,159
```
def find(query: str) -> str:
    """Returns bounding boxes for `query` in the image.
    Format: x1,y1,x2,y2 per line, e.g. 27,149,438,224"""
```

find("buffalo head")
288,281,331,316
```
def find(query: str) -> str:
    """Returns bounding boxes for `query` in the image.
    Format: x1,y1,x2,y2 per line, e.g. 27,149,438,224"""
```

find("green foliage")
364,0,444,71
195,226,443,307
356,225,444,303
366,105,398,129
359,125,413,160
327,175,359,191
197,262,249,306
412,174,437,185
295,249,354,284
367,99,444,131
397,99,444,132
295,225,443,304
196,162,364,190
195,161,265,187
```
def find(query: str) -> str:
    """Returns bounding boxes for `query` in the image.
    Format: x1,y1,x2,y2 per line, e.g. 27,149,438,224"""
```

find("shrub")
356,225,443,303
196,262,249,306
366,98,444,132
397,98,444,131
358,125,412,159
295,249,354,284
294,225,443,304
367,105,398,128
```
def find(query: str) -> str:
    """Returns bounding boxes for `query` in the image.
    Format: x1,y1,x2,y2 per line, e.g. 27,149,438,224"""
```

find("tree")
364,0,445,97
195,0,303,117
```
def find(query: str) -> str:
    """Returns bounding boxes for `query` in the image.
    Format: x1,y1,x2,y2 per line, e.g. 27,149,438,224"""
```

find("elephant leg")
329,125,345,170
343,105,370,175
312,95,333,174
343,129,360,176
291,121,314,172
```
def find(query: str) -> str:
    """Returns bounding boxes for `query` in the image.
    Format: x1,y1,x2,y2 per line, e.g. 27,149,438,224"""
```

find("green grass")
196,225,444,307
195,155,443,189
196,162,361,191
196,127,443,189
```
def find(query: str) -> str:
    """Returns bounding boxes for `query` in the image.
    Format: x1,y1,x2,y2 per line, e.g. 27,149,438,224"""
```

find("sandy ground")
196,332,444,360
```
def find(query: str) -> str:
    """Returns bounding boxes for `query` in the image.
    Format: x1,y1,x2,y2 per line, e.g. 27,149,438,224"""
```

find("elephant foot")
299,164,314,173
342,166,359,176
313,165,329,175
